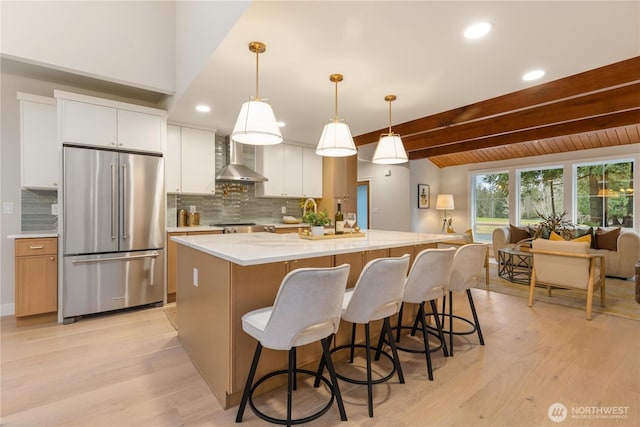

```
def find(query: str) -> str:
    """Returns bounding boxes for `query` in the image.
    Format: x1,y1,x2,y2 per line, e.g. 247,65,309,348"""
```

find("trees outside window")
473,172,509,240
576,161,634,228
519,167,564,226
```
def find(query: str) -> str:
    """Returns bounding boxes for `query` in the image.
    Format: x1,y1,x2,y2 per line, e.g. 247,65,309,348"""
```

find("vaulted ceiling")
353,57,640,167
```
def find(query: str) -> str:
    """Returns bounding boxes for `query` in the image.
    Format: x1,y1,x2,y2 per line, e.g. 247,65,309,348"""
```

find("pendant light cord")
255,48,260,100
388,99,392,134
334,79,339,121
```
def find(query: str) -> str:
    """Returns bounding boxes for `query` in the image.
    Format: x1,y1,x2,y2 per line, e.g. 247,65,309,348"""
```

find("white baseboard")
1,303,15,316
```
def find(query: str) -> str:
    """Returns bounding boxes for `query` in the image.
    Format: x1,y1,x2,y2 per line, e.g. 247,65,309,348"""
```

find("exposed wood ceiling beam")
353,57,640,163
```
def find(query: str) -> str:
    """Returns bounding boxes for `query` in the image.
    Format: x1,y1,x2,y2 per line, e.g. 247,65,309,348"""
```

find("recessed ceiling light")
276,121,285,128
195,104,211,113
522,69,545,81
464,22,492,39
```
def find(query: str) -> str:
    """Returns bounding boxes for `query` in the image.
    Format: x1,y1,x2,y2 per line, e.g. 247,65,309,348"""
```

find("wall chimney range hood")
216,137,268,183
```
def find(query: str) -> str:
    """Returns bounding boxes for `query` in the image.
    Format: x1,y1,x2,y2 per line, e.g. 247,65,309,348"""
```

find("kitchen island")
172,230,458,409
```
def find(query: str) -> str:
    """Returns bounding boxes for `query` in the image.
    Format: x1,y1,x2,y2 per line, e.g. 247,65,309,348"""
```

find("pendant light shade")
232,100,282,145
316,73,357,157
372,95,408,164
231,41,283,146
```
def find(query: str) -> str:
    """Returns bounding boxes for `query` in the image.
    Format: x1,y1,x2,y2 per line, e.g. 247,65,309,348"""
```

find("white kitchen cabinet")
302,147,323,198
18,94,58,189
256,143,302,197
256,144,322,198
56,91,165,154
165,125,216,194
165,125,182,192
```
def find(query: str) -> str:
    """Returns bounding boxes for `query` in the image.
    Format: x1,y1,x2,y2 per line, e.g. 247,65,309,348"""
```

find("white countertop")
172,230,460,266
7,231,58,239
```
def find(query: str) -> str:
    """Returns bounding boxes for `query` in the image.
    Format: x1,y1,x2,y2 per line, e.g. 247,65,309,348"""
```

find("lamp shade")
371,134,408,164
316,121,357,157
231,100,283,145
436,194,455,210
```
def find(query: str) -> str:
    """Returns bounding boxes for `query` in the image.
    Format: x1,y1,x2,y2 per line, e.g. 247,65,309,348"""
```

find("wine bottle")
335,201,345,234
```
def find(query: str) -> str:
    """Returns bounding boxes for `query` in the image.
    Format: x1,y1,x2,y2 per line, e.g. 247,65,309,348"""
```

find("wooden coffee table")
498,247,533,285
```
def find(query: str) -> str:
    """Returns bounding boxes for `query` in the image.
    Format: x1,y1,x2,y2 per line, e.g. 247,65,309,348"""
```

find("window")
576,160,634,228
518,167,564,226
472,172,509,241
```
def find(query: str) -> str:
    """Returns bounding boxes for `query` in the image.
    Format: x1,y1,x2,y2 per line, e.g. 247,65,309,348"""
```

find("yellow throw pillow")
549,231,592,245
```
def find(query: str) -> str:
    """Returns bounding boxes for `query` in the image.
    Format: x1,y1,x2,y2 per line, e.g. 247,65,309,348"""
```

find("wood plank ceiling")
353,57,640,168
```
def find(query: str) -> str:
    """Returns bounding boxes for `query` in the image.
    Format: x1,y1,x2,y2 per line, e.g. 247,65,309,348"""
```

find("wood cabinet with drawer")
15,237,58,318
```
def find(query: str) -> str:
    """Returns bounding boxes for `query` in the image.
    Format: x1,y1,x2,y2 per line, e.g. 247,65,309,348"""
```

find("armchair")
528,239,605,320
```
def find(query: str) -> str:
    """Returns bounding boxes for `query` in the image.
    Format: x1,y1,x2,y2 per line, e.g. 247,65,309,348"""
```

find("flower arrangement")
302,209,331,227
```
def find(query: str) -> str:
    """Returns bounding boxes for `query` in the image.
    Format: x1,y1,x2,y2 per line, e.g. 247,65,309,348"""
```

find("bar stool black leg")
320,336,348,421
410,302,423,337
292,347,297,390
448,291,454,356
236,342,263,422
418,303,434,380
349,323,357,363
287,349,294,426
364,323,373,417
395,303,404,342
383,317,404,384
430,299,449,357
467,289,485,345
313,334,332,388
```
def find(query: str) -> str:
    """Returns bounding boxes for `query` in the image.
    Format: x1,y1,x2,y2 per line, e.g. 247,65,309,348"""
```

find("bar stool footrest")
248,368,336,425
330,344,397,385
392,324,446,354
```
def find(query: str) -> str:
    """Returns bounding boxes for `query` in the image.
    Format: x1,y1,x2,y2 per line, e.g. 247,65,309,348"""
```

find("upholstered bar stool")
441,244,487,356
235,264,350,426
315,255,410,418
394,247,456,380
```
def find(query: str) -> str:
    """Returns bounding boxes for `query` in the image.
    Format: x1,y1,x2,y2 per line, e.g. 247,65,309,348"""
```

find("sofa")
492,225,640,279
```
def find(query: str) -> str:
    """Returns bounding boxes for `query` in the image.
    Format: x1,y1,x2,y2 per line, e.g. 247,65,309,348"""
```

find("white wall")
175,1,249,96
357,143,411,231
0,1,176,94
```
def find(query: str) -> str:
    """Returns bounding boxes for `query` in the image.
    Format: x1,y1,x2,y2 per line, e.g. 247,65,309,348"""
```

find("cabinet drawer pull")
29,245,45,250
49,256,55,261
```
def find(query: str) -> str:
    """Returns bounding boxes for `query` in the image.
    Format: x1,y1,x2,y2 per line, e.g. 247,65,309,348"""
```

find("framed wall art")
418,184,430,209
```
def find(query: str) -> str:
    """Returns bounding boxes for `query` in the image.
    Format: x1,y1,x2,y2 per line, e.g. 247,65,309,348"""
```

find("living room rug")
476,263,640,321
164,306,177,330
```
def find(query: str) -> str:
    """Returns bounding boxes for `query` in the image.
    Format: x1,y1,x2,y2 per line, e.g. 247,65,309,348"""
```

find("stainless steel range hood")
216,137,268,182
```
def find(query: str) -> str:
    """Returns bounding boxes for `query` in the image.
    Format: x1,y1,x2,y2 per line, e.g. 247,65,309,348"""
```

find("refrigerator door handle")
70,251,160,264
122,163,128,240
111,162,117,240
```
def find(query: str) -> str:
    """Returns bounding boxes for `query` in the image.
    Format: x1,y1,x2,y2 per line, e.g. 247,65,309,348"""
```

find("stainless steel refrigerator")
62,146,165,321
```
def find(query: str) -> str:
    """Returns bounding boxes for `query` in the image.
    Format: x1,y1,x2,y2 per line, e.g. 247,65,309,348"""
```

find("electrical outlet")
189,205,197,213
2,202,14,214
51,204,58,215
193,268,199,287
281,206,287,214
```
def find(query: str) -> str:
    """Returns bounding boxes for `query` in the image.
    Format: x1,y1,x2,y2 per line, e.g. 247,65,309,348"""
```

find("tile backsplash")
21,189,58,232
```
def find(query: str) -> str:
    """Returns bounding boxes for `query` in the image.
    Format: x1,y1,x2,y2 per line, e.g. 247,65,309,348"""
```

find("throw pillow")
595,227,620,251
574,226,594,248
549,231,592,245
509,224,531,244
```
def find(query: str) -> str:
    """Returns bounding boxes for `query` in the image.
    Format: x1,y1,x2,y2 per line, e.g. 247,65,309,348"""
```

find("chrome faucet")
303,198,317,216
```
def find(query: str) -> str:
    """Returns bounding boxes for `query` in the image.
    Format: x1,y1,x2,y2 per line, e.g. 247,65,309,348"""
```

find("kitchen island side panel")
176,244,230,406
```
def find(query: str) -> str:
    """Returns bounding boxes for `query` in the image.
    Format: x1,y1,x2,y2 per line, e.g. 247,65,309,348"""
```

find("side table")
498,248,533,285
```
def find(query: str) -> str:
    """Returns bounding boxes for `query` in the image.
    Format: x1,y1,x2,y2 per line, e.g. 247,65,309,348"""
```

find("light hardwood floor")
2,289,639,426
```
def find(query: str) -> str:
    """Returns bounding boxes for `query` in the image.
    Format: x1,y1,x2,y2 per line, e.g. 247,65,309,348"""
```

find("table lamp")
436,194,455,232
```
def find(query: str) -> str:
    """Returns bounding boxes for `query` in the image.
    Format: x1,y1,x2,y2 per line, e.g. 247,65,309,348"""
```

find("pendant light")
231,41,283,146
372,95,408,164
316,73,357,157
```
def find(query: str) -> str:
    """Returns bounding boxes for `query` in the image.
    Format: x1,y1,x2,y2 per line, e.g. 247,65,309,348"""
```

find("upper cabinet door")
165,125,182,193
282,144,303,197
20,98,58,189
302,147,322,198
62,100,117,147
117,109,164,153
180,127,216,194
